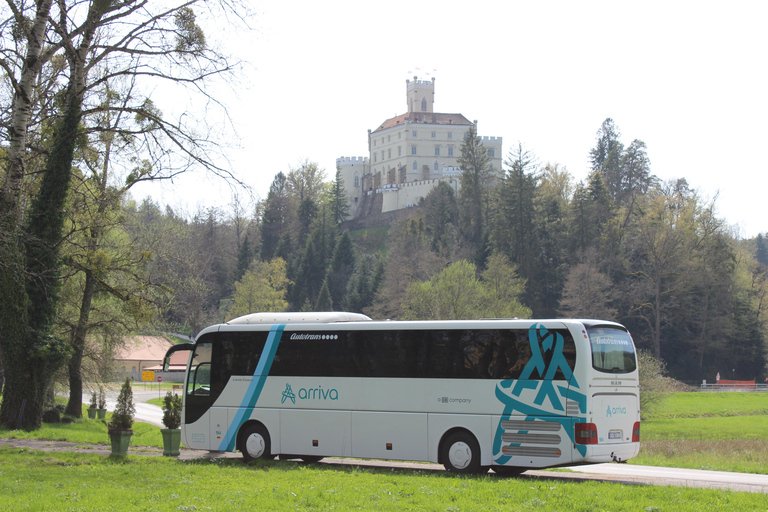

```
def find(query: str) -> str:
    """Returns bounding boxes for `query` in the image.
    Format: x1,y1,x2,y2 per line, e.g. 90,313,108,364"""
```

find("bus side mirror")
163,355,171,372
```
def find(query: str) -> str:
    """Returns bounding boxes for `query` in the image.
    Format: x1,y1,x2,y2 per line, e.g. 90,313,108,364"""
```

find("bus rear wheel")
441,431,483,474
241,424,271,462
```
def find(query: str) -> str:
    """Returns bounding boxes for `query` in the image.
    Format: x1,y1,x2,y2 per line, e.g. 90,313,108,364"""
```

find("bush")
42,409,61,423
637,349,676,418
98,388,106,409
108,377,135,432
162,392,182,429
89,392,98,409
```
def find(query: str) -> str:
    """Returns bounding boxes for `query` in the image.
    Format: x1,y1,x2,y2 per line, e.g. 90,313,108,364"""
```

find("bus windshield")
587,326,636,374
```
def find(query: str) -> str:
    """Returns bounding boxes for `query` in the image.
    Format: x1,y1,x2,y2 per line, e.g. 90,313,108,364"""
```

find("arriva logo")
606,405,627,417
281,383,338,404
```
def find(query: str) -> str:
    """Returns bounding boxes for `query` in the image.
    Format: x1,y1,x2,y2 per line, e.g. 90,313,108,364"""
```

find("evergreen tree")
260,172,293,261
493,143,539,307
325,232,355,310
315,280,333,311
331,166,350,224
457,124,492,251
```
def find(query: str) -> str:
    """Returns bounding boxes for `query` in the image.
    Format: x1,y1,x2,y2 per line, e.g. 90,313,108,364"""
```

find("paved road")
105,390,768,494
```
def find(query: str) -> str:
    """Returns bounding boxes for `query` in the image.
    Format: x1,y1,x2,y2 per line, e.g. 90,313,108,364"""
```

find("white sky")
136,0,768,238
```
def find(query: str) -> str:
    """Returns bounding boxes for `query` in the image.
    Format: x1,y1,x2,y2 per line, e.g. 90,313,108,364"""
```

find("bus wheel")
441,431,483,474
241,424,271,462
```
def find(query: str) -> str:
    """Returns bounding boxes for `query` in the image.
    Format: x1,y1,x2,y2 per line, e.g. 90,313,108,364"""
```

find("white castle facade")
338,77,502,218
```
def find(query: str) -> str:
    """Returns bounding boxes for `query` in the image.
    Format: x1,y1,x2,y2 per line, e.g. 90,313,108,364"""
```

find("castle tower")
406,76,435,113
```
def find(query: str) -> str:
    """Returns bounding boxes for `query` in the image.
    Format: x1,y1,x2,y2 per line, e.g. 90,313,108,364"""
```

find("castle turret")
406,76,435,113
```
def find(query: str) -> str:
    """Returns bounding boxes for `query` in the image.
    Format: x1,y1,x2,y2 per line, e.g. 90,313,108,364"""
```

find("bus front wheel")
441,431,483,474
241,424,271,462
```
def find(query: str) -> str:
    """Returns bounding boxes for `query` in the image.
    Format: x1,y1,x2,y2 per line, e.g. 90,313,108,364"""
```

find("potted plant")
97,387,107,419
108,377,135,455
161,391,183,456
87,392,98,419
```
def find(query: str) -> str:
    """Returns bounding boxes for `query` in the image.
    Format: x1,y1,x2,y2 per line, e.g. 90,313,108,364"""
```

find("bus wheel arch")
438,428,485,474
239,421,272,462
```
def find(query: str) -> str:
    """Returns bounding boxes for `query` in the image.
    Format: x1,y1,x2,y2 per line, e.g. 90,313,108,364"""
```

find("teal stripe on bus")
219,324,285,451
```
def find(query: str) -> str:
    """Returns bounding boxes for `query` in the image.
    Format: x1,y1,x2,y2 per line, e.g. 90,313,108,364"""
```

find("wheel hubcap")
448,441,472,469
246,433,265,458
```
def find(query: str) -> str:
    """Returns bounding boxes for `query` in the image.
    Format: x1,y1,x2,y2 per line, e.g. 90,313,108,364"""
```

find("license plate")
608,430,622,440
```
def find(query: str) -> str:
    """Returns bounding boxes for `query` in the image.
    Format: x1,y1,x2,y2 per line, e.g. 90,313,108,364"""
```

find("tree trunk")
64,264,98,417
2,0,54,224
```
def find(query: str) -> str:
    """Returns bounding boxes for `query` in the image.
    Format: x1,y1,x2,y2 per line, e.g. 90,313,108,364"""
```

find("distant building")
338,77,502,218
114,335,176,382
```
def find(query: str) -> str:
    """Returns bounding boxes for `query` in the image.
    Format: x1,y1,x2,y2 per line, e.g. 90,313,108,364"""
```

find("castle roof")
373,112,473,133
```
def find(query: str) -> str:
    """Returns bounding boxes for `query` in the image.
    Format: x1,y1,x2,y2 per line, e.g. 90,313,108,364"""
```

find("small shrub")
98,388,106,409
108,377,135,432
89,392,98,409
42,409,61,423
162,392,182,429
638,350,676,418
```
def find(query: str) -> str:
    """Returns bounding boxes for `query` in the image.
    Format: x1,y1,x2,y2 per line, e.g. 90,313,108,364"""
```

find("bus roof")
227,312,373,325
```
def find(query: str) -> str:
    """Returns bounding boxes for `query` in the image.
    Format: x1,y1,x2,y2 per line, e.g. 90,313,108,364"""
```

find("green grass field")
1,391,767,510
631,392,768,474
0,446,765,511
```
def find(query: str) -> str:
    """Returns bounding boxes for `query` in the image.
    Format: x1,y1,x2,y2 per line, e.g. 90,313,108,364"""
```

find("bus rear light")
632,421,640,443
575,422,598,445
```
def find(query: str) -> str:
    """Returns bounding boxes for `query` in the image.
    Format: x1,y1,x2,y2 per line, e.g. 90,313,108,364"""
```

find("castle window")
374,153,377,163
398,146,402,156
388,149,391,159
354,175,360,187
448,146,454,156
490,149,495,158
412,130,417,137
431,131,436,138
413,161,417,171
421,97,427,111
448,132,452,139
434,161,439,171
411,145,417,155
435,147,440,156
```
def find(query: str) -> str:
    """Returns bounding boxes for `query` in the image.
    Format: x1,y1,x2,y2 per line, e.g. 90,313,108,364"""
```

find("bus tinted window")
588,326,636,373
269,328,576,380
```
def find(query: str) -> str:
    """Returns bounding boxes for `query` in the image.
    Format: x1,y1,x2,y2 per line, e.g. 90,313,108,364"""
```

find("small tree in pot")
161,391,183,456
88,392,98,419
108,378,135,455
97,387,107,419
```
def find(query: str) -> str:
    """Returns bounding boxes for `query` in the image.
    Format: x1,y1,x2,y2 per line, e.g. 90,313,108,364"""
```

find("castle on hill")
337,77,502,219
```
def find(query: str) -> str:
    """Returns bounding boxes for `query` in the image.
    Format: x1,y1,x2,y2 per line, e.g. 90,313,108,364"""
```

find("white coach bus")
163,312,640,474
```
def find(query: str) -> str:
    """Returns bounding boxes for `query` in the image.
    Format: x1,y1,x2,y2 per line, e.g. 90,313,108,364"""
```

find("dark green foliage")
162,392,182,430
756,234,768,268
422,181,459,254
314,280,333,311
325,232,355,310
331,166,350,224
457,124,492,251
109,378,135,432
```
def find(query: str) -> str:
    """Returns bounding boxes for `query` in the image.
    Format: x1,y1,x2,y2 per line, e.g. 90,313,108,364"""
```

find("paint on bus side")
219,324,285,451
492,323,588,465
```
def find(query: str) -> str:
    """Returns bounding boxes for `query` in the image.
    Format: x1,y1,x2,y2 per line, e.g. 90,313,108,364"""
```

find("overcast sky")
135,0,767,238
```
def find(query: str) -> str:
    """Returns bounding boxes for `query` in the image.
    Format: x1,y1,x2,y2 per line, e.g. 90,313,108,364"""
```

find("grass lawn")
1,446,765,511
1,390,767,510
631,392,768,474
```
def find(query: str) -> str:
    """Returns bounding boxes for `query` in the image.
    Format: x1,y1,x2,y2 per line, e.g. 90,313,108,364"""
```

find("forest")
91,118,768,389
0,2,765,430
